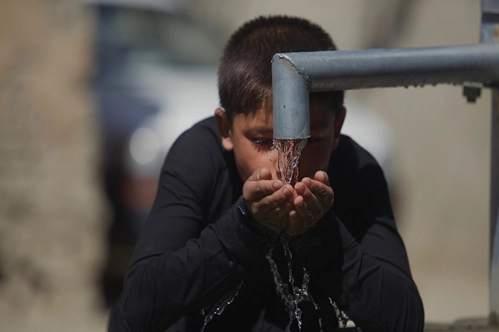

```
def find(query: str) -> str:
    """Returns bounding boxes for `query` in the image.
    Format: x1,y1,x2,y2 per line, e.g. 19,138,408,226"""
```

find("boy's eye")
307,137,322,144
252,138,275,148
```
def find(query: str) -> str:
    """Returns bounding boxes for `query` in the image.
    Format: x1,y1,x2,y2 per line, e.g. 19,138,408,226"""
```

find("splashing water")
274,139,308,184
266,237,354,331
266,234,323,332
201,281,244,332
329,297,352,329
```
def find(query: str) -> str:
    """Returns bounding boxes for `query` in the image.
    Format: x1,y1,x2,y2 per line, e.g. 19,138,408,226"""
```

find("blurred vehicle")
85,0,223,306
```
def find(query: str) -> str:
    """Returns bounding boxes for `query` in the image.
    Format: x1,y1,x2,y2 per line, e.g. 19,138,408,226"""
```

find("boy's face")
215,96,346,183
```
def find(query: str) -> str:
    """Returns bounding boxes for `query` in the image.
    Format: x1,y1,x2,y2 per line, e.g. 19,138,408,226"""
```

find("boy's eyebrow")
243,126,273,135
310,124,330,134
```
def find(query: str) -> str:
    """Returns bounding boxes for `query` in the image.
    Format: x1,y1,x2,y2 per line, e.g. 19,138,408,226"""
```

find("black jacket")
109,117,424,332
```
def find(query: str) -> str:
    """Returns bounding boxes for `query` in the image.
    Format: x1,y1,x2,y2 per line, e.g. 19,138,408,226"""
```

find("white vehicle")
89,0,222,228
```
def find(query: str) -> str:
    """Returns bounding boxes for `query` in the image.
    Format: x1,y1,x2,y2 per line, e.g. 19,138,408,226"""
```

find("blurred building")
0,1,108,331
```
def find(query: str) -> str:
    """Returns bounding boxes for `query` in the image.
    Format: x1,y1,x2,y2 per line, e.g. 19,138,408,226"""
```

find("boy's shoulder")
185,116,219,138
334,134,380,170
170,116,221,151
331,134,387,195
165,116,228,170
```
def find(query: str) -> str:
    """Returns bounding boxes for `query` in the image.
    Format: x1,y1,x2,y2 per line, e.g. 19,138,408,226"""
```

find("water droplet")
201,281,244,331
329,297,351,328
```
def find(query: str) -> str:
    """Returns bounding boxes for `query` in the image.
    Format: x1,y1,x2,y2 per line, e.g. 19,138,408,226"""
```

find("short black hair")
218,15,344,121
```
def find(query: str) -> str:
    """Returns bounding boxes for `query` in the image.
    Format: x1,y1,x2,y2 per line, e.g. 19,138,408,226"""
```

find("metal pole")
272,54,310,140
491,89,499,326
272,44,499,140
481,0,499,325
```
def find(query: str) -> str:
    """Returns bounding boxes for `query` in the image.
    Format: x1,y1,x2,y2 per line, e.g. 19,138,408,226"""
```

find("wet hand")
287,171,334,236
243,168,295,233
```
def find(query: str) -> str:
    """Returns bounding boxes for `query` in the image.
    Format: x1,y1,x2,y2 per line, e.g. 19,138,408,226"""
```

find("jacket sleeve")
300,159,424,332
110,127,275,332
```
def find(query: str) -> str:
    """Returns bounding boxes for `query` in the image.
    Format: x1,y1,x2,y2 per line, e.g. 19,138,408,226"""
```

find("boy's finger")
260,168,273,180
256,168,272,181
256,184,294,210
314,170,330,185
246,168,272,182
268,199,294,221
301,177,334,207
244,180,280,201
294,185,323,220
286,209,308,236
295,181,332,219
302,171,329,188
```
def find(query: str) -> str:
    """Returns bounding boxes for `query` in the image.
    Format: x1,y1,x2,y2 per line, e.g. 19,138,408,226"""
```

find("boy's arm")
109,126,274,332
300,161,424,331
118,199,270,332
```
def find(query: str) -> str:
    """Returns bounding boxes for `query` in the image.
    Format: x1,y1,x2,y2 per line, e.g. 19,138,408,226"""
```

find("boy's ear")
332,106,346,151
214,108,234,151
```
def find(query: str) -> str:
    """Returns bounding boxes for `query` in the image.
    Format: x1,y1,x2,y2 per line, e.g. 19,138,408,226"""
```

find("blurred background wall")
0,0,492,331
0,1,108,331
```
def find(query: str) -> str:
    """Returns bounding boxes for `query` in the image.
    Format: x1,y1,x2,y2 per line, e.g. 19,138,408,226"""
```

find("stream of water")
274,139,308,185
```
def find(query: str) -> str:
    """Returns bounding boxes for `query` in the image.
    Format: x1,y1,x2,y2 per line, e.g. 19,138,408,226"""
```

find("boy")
109,16,424,331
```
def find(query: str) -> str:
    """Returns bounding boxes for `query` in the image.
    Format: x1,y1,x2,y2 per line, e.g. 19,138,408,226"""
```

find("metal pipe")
481,0,499,324
272,44,499,139
272,54,310,139
491,89,499,325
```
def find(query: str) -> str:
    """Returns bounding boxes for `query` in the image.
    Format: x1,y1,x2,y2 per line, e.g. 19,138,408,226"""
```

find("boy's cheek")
299,150,331,178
